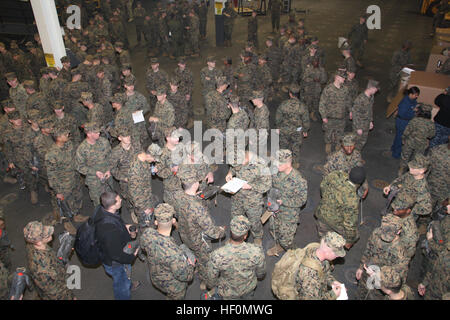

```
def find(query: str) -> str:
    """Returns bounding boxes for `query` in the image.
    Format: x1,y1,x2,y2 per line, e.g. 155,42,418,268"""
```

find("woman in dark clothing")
391,86,420,159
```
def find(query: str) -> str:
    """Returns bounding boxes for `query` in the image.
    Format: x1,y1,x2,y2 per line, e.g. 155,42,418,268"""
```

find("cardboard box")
425,45,449,72
408,71,450,107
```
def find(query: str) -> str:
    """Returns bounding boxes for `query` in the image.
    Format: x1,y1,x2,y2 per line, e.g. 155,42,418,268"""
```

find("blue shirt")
397,95,417,121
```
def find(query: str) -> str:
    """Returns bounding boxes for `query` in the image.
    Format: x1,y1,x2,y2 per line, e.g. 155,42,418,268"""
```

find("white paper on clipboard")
132,110,145,124
221,178,247,194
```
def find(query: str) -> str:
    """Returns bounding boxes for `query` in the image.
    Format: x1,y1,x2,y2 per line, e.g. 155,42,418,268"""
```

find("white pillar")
30,0,66,68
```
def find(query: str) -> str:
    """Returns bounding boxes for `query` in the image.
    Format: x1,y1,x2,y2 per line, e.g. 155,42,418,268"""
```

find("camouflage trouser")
191,241,212,284
163,189,178,208
151,277,188,300
16,162,36,192
322,119,345,147
354,129,369,151
400,141,427,171
85,175,113,207
188,33,200,54
55,182,84,215
357,271,385,300
231,196,264,240
388,67,402,95
71,104,87,127
281,64,301,84
271,14,280,31
303,91,321,114
316,217,359,245
429,179,448,207
279,131,303,164
270,206,299,250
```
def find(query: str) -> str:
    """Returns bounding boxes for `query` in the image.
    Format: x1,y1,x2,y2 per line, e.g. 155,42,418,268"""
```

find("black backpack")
74,206,104,267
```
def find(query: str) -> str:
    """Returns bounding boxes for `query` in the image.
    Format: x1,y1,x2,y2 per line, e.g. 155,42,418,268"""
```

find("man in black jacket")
95,191,140,300
429,87,450,148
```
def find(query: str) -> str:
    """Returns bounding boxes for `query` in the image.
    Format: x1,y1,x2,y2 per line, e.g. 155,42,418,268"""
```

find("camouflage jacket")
153,99,175,135
295,243,337,300
276,97,310,134
273,168,308,209
254,104,270,131
63,81,89,110
352,92,374,132
399,213,419,260
360,228,409,281
145,69,169,94
173,190,225,251
264,46,283,74
26,244,74,300
205,90,231,131
125,91,151,115
428,144,450,204
391,49,412,74
0,261,10,300
389,173,432,217
422,245,450,300
167,90,188,128
319,83,351,120
254,64,273,90
75,137,112,178
227,109,250,131
348,22,368,47
26,91,50,117
140,228,194,288
32,133,54,175
53,114,81,145
45,141,79,195
301,65,327,93
316,171,359,243
234,63,257,97
207,242,265,299
119,50,131,66
127,155,154,211
174,67,194,96
86,103,106,126
48,78,68,102
110,142,140,182
403,117,436,149
230,158,272,204
3,124,33,167
344,78,359,104
200,67,223,96
341,56,357,73
9,84,28,118
157,146,182,193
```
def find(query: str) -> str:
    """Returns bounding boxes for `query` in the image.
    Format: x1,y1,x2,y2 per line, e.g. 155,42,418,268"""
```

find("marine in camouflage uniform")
351,80,379,151
93,66,114,122
268,150,308,256
207,215,266,299
81,92,107,127
315,168,365,247
127,144,162,220
295,232,346,300
114,42,131,67
254,54,273,101
280,34,302,86
23,80,50,117
388,41,413,97
235,52,257,109
399,104,435,173
340,43,357,73
63,68,89,126
198,1,208,39
248,11,258,49
5,72,28,119
167,78,188,128
24,221,75,300
174,57,194,125
200,56,223,105
173,166,226,288
149,86,175,147
46,126,84,222
75,122,113,207
109,126,141,214
347,14,368,66
356,214,409,300
385,155,432,218
205,76,231,132
145,58,169,110
47,69,68,103
264,36,283,82
251,90,270,150
223,2,238,46
227,152,272,244
419,240,450,300
319,70,351,153
186,10,200,56
427,142,450,206
159,11,170,57
301,58,327,121
275,84,310,166
52,101,81,147
140,204,195,300
133,2,146,45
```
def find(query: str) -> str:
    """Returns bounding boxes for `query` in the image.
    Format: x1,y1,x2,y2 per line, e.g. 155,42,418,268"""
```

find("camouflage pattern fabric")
200,67,223,97
301,65,327,114
156,146,182,207
205,90,231,132
428,144,450,205
127,154,155,213
352,92,374,151
421,246,450,300
400,117,435,170
9,84,28,118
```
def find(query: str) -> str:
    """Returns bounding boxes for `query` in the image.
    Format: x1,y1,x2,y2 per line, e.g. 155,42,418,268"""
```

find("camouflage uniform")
388,49,412,94
315,170,360,244
75,132,112,207
207,216,266,299
48,77,68,103
167,87,188,128
152,97,175,147
173,179,225,284
281,41,302,84
8,83,28,119
295,233,346,300
145,66,169,108
46,139,83,215
229,155,272,241
253,100,270,149
275,93,310,165
223,4,237,43
205,88,231,132
157,145,182,207
52,113,81,147
123,90,151,147
348,20,368,63
352,92,374,151
159,15,170,56
400,116,435,171
200,65,223,98
187,14,200,55
421,244,450,300
133,6,146,44
63,77,89,126
235,61,257,108
301,64,327,117
0,261,9,300
271,152,308,250
319,79,351,149
264,40,283,81
25,89,50,117
140,204,194,300
357,215,409,300
428,144,450,205
24,222,74,300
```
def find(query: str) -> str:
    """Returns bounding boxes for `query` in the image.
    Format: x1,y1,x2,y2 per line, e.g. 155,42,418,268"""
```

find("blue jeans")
429,122,450,149
103,263,132,300
391,118,409,159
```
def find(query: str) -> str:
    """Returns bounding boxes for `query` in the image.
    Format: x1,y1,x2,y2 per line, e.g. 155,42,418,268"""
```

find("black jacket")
94,206,135,266
434,93,450,128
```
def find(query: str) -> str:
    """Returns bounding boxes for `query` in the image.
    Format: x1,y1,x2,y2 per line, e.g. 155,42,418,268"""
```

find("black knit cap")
349,166,366,185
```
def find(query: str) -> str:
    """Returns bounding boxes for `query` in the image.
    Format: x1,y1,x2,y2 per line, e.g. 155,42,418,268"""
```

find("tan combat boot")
30,191,38,205
64,221,77,235
325,143,331,154
266,243,284,257
73,214,89,223
3,176,17,184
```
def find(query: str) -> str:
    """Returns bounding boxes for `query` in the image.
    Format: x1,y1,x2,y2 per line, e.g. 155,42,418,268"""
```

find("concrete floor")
1,0,437,300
